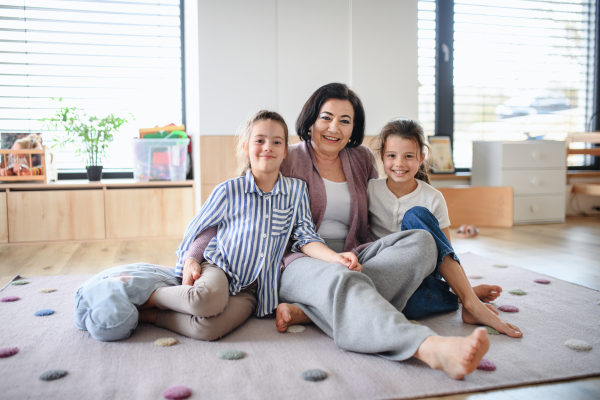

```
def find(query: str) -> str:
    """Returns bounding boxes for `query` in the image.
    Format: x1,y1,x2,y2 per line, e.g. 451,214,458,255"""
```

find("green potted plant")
41,99,132,181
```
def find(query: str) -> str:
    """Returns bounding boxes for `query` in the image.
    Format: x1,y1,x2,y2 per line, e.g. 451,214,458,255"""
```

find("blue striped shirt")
175,170,324,317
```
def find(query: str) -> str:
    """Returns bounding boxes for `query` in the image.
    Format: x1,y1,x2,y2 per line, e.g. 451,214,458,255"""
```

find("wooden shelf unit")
0,180,195,244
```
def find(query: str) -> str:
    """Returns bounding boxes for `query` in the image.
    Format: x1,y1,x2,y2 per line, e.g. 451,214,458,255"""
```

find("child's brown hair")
374,118,431,184
235,110,289,176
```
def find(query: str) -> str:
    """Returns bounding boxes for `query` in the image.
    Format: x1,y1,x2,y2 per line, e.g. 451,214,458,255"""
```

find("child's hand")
331,252,362,272
182,258,202,285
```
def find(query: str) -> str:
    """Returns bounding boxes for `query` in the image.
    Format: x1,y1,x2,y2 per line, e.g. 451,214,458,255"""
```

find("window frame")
432,0,600,172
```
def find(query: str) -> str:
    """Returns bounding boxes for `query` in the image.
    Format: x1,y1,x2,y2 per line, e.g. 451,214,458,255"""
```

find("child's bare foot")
456,284,502,303
414,328,490,380
462,299,522,338
473,284,502,302
138,308,158,324
276,303,312,333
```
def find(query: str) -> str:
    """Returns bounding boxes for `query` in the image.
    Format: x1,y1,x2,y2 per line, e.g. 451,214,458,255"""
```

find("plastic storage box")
132,138,189,181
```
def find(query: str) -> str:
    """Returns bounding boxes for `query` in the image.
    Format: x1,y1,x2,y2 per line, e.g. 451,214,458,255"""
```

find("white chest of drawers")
471,141,566,224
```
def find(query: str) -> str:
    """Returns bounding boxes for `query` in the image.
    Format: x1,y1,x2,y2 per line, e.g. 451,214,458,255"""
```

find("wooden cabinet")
472,141,566,224
7,189,105,242
0,180,195,243
105,187,194,239
0,192,7,243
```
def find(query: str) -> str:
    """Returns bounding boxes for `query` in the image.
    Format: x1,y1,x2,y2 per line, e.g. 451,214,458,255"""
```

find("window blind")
418,0,596,169
0,0,182,171
418,0,437,138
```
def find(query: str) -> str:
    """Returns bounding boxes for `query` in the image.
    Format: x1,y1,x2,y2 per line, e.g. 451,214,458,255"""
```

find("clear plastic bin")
131,138,189,181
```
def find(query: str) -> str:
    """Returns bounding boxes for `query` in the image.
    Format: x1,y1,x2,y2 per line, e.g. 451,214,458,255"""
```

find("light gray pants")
153,262,258,341
279,230,438,361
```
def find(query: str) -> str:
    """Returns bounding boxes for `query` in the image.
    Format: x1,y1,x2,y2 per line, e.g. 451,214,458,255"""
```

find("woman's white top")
368,178,450,241
317,178,351,240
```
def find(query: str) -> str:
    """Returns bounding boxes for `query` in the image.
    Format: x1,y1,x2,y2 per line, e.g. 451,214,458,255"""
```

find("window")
0,0,183,175
418,0,597,170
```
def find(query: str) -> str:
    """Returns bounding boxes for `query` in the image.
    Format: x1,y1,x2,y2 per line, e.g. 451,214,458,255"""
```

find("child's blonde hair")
374,118,432,184
235,110,289,176
14,133,43,149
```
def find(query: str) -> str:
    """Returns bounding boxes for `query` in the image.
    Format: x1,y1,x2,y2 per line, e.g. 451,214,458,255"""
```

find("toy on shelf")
0,133,57,183
132,124,190,182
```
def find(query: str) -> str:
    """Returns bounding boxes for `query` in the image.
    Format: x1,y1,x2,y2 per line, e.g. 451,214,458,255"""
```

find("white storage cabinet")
471,141,566,224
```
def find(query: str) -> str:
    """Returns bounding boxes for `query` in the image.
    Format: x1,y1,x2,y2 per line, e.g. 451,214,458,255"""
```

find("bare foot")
276,303,312,333
414,328,490,380
462,299,522,338
473,284,502,302
138,308,158,324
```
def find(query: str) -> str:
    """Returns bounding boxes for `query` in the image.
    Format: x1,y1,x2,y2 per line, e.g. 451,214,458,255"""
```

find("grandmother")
181,83,520,380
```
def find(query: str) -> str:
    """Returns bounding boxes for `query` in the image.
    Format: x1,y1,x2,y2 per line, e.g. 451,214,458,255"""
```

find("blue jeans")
400,206,459,319
74,263,181,341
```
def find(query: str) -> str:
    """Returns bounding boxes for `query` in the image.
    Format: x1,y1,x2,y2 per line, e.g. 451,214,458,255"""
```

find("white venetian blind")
454,0,596,168
418,0,596,169
0,0,182,170
417,0,437,138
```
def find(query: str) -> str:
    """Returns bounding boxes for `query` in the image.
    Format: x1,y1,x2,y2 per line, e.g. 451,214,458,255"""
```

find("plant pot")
86,166,103,181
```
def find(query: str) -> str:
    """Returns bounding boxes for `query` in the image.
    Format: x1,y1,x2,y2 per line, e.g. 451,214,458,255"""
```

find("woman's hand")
182,258,202,286
331,252,362,272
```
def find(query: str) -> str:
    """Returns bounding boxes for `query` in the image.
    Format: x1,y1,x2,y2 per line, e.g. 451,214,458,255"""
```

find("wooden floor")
1,216,599,399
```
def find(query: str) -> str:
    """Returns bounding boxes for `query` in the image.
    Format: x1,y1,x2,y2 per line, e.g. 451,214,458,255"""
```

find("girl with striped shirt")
75,110,359,342
135,110,360,340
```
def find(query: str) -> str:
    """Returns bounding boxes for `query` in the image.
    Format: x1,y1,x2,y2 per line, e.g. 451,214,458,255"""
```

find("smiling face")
243,119,287,177
383,136,423,185
310,99,355,157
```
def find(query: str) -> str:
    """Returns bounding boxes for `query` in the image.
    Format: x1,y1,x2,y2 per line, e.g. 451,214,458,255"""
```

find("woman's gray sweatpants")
279,230,438,361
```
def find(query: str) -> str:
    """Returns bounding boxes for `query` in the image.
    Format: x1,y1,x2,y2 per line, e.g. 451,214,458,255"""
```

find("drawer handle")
530,204,539,213
530,177,539,186
531,151,541,160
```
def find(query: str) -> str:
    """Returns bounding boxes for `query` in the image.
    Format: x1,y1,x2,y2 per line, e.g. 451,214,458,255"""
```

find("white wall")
187,0,419,207
190,0,418,137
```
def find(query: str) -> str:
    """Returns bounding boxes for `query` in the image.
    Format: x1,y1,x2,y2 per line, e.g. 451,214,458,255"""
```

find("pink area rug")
0,253,599,399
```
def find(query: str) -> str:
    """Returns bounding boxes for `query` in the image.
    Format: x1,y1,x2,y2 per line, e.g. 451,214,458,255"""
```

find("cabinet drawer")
501,169,565,195
8,190,105,242
105,187,194,239
513,195,565,223
502,141,566,169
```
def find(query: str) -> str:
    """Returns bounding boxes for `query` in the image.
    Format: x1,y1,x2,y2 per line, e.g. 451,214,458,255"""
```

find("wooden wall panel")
438,187,513,228
0,192,7,243
199,135,379,204
105,187,194,239
8,190,105,242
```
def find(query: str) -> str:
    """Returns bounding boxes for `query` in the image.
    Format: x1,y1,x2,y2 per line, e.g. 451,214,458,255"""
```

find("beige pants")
153,262,258,341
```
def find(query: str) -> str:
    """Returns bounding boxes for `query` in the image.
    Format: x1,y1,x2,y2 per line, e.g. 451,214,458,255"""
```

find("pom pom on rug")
534,279,551,284
492,264,507,268
287,325,306,333
301,369,328,382
217,349,244,360
155,338,178,347
565,340,592,351
1,296,20,302
39,288,57,293
39,369,68,381
508,289,527,296
34,309,55,316
477,359,496,371
0,347,19,358
11,281,29,286
485,326,500,335
163,386,192,399
498,305,519,313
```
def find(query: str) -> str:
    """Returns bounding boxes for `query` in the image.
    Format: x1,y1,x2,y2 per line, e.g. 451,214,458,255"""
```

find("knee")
187,284,229,317
402,206,435,228
186,321,223,341
80,303,139,342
